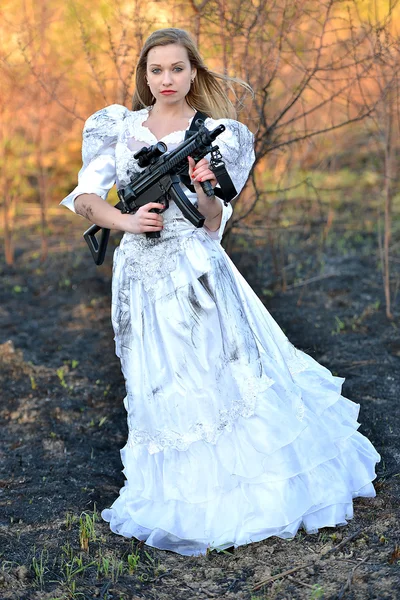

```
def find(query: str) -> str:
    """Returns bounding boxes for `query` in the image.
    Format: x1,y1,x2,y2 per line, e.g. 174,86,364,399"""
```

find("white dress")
61,104,380,556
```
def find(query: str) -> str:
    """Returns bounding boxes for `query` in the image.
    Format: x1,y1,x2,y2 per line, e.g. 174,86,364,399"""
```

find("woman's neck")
149,101,195,120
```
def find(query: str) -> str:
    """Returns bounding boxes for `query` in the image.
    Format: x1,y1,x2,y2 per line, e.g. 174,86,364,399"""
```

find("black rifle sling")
179,111,237,203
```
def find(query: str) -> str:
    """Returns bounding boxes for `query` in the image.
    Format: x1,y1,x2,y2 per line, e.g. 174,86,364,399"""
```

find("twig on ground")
252,560,314,591
336,555,369,599
321,530,362,558
285,272,337,290
340,360,379,371
149,569,173,583
252,529,364,591
287,575,315,589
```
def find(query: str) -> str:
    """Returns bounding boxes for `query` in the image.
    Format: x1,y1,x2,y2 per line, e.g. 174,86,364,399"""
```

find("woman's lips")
160,90,176,95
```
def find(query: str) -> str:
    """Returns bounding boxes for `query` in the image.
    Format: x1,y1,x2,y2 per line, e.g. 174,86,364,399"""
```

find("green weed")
349,301,380,331
63,554,96,584
78,507,98,551
57,367,68,389
331,315,345,335
65,512,77,530
63,579,85,599
318,531,329,543
59,278,71,289
62,542,74,562
97,553,124,583
31,547,48,588
310,584,325,599
127,548,141,574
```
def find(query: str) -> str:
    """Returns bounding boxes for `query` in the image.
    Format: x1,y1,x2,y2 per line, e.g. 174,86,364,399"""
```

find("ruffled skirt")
101,214,380,556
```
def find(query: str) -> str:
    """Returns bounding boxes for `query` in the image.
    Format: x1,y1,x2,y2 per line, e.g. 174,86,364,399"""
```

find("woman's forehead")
147,44,189,66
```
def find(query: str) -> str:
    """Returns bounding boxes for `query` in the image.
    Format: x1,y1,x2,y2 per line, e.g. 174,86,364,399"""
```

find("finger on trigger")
188,158,194,179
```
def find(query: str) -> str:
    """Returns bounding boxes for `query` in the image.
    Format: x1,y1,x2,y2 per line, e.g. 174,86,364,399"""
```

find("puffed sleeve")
204,117,255,242
60,104,130,213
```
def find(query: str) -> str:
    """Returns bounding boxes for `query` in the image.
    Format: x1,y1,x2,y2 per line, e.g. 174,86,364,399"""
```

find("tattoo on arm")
78,202,94,221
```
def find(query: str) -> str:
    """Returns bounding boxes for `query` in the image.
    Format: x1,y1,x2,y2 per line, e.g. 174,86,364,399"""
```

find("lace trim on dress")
282,340,309,421
126,367,275,453
118,204,196,302
284,340,310,376
126,108,196,146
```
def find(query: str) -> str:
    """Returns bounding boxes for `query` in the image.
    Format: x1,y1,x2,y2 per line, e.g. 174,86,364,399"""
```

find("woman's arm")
196,196,222,232
74,193,164,235
187,157,222,232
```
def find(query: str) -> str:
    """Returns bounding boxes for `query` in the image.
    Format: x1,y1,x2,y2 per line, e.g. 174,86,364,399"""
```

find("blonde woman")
61,28,380,556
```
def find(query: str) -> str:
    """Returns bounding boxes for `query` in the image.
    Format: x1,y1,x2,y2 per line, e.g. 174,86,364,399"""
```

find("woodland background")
1,0,399,316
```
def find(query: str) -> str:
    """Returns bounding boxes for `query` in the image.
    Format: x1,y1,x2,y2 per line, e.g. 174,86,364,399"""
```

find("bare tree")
355,4,400,319
1,0,399,316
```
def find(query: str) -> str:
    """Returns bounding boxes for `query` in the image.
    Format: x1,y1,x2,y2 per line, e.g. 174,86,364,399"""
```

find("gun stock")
84,224,110,266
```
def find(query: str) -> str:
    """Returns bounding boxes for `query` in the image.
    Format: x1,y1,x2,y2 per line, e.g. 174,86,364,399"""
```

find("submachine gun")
83,117,236,265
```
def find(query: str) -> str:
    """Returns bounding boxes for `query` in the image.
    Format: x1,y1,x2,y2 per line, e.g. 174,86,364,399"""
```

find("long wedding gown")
61,104,380,556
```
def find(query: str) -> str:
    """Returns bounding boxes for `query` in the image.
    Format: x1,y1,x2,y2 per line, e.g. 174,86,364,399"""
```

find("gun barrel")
164,124,225,170
209,124,226,139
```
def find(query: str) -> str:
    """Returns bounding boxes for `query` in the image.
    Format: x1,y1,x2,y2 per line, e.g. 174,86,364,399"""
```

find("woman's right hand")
123,203,165,234
74,194,165,234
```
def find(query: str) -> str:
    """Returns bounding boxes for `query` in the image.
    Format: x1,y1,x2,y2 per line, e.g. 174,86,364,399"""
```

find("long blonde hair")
132,28,252,120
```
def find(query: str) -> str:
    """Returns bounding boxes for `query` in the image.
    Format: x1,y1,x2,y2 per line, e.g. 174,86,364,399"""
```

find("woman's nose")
162,71,173,85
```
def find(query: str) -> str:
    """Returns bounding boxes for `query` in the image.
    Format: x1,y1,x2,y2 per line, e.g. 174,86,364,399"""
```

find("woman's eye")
150,67,183,74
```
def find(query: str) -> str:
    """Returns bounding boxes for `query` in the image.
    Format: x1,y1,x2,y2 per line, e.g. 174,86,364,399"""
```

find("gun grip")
200,180,214,197
83,224,110,266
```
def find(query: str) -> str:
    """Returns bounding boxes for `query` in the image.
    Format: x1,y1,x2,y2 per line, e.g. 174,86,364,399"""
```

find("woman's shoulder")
206,115,253,136
84,103,133,129
204,116,254,153
82,105,148,143
84,104,150,135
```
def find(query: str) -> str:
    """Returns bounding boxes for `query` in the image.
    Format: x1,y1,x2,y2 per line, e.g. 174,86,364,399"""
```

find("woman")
61,28,380,556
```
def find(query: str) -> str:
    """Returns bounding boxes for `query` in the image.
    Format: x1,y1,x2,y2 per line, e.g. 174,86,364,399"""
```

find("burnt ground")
0,209,399,600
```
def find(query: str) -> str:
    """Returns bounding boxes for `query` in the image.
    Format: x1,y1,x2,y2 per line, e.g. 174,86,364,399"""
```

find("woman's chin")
155,93,187,105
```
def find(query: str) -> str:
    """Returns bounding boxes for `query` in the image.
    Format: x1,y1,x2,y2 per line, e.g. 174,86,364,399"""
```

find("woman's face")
146,43,196,107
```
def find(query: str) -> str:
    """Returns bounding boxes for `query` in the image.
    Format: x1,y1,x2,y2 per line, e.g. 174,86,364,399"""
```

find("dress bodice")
60,103,255,243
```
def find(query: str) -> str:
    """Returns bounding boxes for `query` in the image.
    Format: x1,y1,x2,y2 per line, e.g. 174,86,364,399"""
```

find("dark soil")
0,211,399,600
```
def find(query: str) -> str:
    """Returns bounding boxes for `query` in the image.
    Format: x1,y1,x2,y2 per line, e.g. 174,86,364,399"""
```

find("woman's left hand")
188,156,217,194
